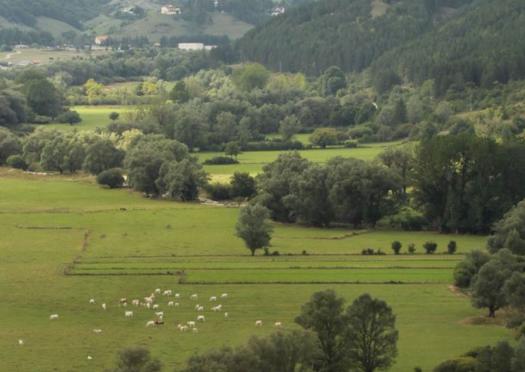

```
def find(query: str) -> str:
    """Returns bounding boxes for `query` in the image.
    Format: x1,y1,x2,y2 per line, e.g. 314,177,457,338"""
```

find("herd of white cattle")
31,289,283,347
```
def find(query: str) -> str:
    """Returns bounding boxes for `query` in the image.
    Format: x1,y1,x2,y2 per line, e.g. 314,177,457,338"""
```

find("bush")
206,183,233,201
448,240,457,255
434,357,479,372
230,172,256,199
56,110,82,125
242,140,304,151
203,156,239,165
380,207,427,231
32,115,52,124
109,112,120,121
423,241,438,254
96,168,125,189
6,155,28,170
408,243,416,255
391,241,402,255
344,140,358,148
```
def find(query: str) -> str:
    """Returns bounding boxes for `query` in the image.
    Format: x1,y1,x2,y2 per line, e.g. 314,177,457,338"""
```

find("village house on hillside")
271,6,286,16
161,5,182,15
94,35,110,46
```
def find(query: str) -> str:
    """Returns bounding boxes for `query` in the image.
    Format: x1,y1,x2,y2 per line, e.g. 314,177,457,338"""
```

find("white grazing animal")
152,304,159,310
89,298,95,304
212,305,222,312
192,327,199,333
155,312,164,317
132,299,140,306
18,339,24,345
125,311,133,318
224,312,229,319
187,321,196,328
155,288,161,294
209,296,217,302
168,301,174,307
197,306,204,312
175,293,181,299
93,329,103,334
87,356,93,360
255,320,263,327
101,303,107,310
190,294,198,300
274,322,283,328
197,315,205,322
179,325,189,332
146,321,155,327
163,290,172,296
49,314,59,320
221,293,228,299
119,298,127,304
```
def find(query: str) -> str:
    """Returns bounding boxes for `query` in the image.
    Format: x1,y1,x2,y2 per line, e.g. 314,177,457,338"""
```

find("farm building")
161,5,182,15
94,35,110,46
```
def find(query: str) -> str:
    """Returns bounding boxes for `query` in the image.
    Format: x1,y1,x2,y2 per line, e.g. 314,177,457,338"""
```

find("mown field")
46,106,131,132
0,169,511,371
200,142,404,180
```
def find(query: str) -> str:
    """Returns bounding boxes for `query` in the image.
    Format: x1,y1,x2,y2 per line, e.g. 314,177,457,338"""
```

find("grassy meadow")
46,106,132,132
0,169,511,371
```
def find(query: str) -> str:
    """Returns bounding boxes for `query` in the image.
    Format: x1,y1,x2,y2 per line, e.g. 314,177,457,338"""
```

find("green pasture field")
45,106,132,131
0,169,510,372
200,142,404,180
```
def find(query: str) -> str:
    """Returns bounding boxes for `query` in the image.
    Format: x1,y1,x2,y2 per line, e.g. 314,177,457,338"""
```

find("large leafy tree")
112,347,161,372
25,78,63,117
0,127,21,165
295,290,347,372
235,203,273,256
124,135,189,194
488,199,525,255
156,159,207,201
83,139,124,175
344,294,399,372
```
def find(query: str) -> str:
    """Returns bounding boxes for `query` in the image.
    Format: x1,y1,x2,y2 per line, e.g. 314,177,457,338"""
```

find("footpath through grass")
0,169,509,372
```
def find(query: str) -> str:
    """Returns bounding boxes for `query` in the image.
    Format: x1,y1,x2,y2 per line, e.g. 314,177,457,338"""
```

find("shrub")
109,112,120,121
96,168,125,189
206,183,233,201
434,356,480,372
32,115,52,124
381,207,427,231
242,140,304,151
203,156,239,165
230,172,256,199
391,241,402,255
423,241,438,254
56,110,82,125
408,243,416,255
6,155,28,170
448,240,458,255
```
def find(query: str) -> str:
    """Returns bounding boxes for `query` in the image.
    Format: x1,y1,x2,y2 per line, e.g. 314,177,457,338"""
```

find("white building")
177,43,217,51
271,6,286,16
161,5,182,15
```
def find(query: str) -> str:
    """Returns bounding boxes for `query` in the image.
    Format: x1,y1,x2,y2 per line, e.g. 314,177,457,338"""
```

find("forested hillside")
0,0,108,28
238,0,525,95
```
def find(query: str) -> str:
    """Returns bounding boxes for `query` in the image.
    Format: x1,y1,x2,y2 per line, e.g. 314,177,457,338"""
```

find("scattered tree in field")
423,241,437,254
230,172,256,199
109,112,120,121
56,110,81,125
309,128,339,149
448,240,457,255
0,127,21,164
408,243,416,255
344,294,399,372
83,139,124,175
112,347,161,372
453,250,490,288
488,200,525,255
224,141,241,159
471,249,517,317
97,168,125,189
503,272,525,311
295,290,347,372
25,78,63,117
391,241,402,255
155,159,207,201
236,204,273,256
6,154,27,170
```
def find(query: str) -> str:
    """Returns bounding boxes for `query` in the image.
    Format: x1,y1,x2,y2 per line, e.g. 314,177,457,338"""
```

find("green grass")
200,142,404,180
45,106,132,131
0,169,510,372
0,48,107,66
